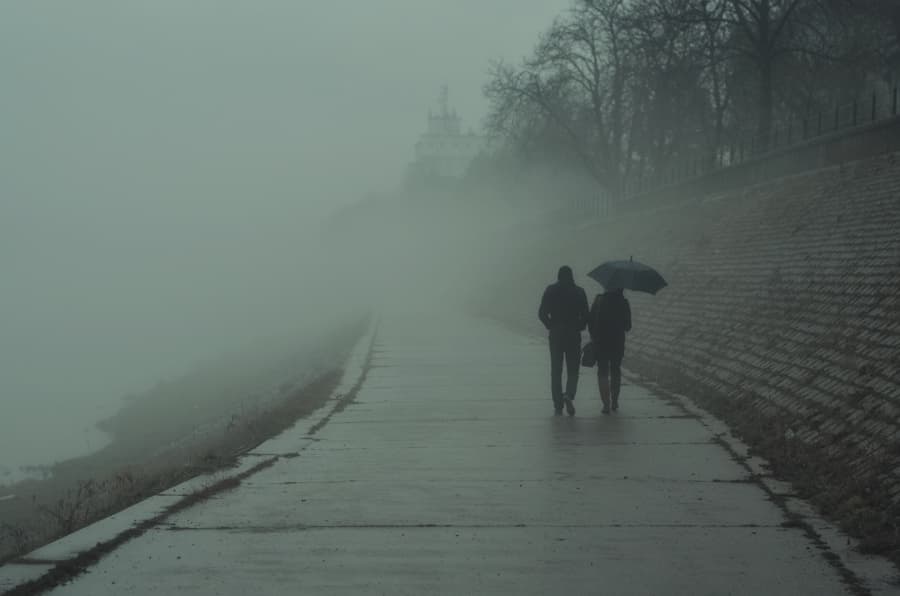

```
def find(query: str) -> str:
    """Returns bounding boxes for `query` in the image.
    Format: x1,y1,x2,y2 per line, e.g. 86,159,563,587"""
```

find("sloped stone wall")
487,151,900,558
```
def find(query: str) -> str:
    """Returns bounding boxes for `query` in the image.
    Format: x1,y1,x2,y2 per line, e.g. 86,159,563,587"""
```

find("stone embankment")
488,151,900,561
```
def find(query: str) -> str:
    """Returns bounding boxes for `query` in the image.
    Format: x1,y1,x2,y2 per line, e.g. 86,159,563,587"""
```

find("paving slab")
315,416,714,449
162,474,780,531
46,526,842,596
280,443,745,482
10,313,895,594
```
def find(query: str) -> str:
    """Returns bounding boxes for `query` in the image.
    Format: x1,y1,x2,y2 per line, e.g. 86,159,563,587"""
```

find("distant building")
406,86,486,188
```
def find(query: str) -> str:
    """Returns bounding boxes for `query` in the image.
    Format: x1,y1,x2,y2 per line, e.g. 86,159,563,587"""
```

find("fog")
0,1,570,482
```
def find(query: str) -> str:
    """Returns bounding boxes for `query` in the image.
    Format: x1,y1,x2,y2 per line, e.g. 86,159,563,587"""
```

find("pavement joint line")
355,392,659,398
238,476,755,485
3,320,382,596
159,522,789,533
322,415,697,424
631,370,875,596
352,398,666,404
304,441,718,449
312,438,716,444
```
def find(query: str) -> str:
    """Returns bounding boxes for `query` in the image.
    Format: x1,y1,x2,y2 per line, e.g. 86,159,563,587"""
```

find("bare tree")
484,1,636,190
480,0,892,202
854,0,900,75
484,59,606,182
627,0,723,173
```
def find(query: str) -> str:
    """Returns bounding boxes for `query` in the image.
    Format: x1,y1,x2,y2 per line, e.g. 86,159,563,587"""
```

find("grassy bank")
0,316,368,564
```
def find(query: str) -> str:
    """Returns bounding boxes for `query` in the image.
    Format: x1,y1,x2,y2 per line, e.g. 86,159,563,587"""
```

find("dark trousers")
549,331,581,407
596,351,623,407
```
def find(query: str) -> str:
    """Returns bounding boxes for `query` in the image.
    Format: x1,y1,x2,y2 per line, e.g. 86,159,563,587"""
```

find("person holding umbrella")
588,288,632,414
587,258,666,414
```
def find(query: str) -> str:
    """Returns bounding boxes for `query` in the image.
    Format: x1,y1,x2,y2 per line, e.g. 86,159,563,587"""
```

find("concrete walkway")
7,314,895,594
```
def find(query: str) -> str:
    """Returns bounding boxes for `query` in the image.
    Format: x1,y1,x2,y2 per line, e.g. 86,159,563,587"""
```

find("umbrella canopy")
587,259,667,295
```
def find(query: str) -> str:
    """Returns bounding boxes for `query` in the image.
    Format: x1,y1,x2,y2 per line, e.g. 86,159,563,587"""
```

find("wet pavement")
6,314,897,595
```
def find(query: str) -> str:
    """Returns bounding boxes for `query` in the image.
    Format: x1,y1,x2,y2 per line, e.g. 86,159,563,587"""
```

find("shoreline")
1,429,113,490
0,368,345,564
0,316,368,564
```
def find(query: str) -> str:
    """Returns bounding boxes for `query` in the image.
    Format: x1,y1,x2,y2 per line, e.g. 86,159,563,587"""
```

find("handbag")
581,341,596,367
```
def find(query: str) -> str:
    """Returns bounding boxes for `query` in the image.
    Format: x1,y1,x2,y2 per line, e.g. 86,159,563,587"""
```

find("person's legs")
596,356,611,414
610,355,623,411
563,332,581,400
548,334,564,412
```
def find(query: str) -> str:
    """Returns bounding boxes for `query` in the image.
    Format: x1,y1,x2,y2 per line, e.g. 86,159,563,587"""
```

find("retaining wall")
488,151,900,558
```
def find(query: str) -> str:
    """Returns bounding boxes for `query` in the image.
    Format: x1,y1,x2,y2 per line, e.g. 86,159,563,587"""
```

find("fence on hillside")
600,82,900,214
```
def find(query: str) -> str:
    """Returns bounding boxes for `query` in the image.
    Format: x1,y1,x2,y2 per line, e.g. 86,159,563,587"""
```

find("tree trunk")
758,55,774,153
756,0,774,153
891,8,900,50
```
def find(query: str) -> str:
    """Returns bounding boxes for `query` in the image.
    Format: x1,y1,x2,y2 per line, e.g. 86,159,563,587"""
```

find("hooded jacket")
538,267,589,335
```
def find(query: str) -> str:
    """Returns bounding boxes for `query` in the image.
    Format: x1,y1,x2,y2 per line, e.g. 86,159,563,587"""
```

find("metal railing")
617,82,900,202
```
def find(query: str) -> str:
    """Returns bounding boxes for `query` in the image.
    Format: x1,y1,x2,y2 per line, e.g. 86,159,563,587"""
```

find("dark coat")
588,292,632,357
538,280,589,336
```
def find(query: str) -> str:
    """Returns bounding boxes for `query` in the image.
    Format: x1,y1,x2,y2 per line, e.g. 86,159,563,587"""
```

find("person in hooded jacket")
588,287,632,414
538,266,589,416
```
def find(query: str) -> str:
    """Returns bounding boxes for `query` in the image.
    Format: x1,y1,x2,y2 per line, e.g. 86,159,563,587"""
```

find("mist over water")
0,196,338,482
0,1,569,483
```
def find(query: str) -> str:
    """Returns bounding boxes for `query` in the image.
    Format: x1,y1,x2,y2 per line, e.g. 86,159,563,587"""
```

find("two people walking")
539,265,632,415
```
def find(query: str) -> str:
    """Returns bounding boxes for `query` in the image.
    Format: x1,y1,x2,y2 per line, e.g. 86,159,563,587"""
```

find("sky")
0,1,571,475
1,1,570,203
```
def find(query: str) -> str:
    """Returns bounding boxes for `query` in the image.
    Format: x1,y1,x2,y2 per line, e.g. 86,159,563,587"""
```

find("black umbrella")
587,258,667,295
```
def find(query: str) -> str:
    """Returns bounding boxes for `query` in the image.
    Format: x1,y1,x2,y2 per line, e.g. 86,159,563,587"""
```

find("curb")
631,373,900,595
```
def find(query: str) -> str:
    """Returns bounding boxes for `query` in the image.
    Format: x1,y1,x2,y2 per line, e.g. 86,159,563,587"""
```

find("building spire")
407,84,484,187
439,85,449,117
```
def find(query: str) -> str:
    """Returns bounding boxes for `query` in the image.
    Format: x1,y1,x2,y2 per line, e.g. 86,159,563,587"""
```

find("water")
0,376,118,487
